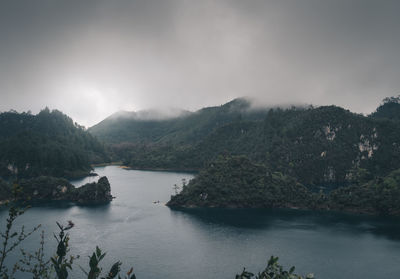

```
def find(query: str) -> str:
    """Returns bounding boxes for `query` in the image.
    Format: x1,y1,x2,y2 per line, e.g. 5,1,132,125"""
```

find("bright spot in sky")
52,80,136,128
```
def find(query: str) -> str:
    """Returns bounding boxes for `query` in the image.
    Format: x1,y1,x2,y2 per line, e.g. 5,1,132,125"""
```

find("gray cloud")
0,0,399,126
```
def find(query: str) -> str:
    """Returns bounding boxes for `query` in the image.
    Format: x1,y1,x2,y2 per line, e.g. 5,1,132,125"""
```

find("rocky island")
0,176,113,204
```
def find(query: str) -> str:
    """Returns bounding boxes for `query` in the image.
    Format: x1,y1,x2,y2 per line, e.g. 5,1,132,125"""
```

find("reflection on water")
172,208,400,240
1,166,400,279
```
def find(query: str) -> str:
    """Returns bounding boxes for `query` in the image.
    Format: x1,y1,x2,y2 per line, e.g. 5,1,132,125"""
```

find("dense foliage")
167,156,312,208
168,155,400,216
328,168,400,215
0,108,109,179
370,95,400,121
0,176,113,204
236,256,314,279
89,96,400,214
112,103,400,188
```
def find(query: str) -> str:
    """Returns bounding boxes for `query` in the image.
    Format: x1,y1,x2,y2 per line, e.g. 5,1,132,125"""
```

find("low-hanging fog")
0,0,399,127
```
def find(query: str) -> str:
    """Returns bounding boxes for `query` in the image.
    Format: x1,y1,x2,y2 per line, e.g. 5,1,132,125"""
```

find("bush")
0,202,135,279
235,256,314,279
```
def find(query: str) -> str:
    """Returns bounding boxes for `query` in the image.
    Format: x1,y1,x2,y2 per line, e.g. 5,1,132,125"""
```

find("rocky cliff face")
71,176,113,203
0,176,113,204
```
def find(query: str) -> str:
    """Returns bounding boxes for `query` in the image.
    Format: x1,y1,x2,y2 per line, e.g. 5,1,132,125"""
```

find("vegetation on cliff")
328,168,400,215
103,98,400,190
87,96,400,215
71,177,113,203
370,95,400,121
167,155,400,216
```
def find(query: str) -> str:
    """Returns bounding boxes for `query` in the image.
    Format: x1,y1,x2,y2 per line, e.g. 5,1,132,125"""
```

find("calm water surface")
2,166,400,278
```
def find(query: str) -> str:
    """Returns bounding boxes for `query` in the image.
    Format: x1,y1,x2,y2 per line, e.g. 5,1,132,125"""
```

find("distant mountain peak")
222,97,252,110
109,107,191,121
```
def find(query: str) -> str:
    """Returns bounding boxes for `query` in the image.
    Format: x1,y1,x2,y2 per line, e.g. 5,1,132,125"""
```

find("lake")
1,165,400,278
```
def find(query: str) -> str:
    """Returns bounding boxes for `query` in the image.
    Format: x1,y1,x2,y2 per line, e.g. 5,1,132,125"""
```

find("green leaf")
96,246,102,258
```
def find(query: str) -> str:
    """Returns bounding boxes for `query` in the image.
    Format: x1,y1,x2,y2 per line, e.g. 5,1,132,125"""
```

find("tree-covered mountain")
89,98,271,145
0,108,109,179
113,102,400,188
88,96,400,214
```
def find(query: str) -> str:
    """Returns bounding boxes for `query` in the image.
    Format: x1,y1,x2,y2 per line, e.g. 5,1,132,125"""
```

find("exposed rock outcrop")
71,176,113,204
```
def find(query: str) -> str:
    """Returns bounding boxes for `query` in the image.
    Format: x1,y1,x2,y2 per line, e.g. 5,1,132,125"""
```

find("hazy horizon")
1,0,399,127
1,95,387,129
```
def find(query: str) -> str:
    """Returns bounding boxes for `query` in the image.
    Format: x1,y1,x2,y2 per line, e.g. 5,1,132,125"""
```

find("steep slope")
123,104,400,187
0,108,109,179
90,96,400,187
189,105,400,186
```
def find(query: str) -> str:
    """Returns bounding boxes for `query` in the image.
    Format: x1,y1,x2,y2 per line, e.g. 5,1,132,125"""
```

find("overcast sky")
0,0,399,127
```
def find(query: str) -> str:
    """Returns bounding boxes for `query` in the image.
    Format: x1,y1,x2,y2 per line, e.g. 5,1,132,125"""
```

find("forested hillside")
108,99,400,188
167,156,312,209
167,155,400,216
0,108,109,179
165,97,400,215
89,98,271,145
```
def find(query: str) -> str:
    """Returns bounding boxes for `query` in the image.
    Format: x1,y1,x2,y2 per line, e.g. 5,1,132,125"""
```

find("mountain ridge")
96,97,400,189
88,98,276,145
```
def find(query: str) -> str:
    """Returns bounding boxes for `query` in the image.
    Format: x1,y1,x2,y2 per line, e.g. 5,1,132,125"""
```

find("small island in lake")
0,176,113,204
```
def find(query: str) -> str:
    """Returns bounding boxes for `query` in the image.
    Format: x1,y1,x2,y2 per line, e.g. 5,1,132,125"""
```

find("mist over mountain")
91,97,400,189
109,107,192,121
1,95,400,210
2,1,400,276
2,0,400,128
89,98,275,144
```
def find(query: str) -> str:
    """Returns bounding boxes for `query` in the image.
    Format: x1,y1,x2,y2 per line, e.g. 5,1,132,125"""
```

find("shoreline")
118,165,199,174
91,161,123,167
167,203,395,217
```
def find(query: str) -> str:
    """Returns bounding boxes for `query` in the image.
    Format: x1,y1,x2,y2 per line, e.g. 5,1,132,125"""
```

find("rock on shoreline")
72,176,113,203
